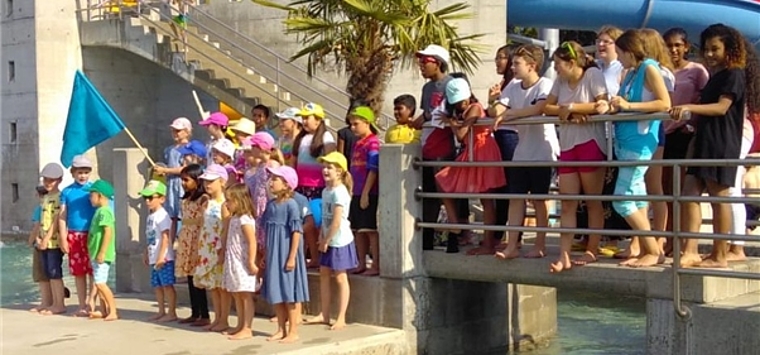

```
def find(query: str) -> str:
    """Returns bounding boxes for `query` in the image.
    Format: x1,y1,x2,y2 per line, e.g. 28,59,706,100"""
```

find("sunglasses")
418,56,438,65
144,195,161,201
561,42,577,60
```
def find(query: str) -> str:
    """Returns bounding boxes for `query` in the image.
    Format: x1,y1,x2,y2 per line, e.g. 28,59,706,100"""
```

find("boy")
58,155,96,317
385,94,421,144
29,186,51,313
86,179,118,320
38,163,66,315
141,180,177,322
178,139,208,166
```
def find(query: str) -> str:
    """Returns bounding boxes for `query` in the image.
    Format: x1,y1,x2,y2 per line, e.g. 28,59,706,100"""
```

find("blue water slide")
507,0,760,49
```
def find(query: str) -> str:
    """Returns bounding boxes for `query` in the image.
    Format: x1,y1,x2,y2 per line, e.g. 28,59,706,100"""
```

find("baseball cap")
71,155,93,169
230,117,256,136
40,163,64,179
445,78,471,103
349,106,379,132
86,179,115,199
170,117,193,131
212,138,236,158
199,112,230,127
266,165,299,190
298,103,325,119
416,44,450,65
177,140,208,158
199,164,229,181
317,151,348,171
246,132,275,151
276,107,303,124
139,180,167,197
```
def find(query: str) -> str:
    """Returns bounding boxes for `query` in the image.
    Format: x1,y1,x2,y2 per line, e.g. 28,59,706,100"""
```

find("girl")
194,164,231,332
608,29,672,267
154,117,192,239
595,26,625,96
490,44,558,260
661,28,710,256
199,112,230,165
222,183,259,340
435,78,506,254
261,165,309,343
669,23,760,268
211,139,240,186
307,151,358,330
242,133,283,257
174,164,210,326
275,107,303,164
543,41,609,272
346,106,381,275
230,117,257,174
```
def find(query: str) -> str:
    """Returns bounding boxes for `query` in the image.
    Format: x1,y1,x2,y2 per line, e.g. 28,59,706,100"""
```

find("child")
199,112,230,165
242,133,283,255
154,117,193,240
37,163,66,315
743,154,760,237
386,94,421,144
141,180,177,322
174,164,211,326
230,117,257,174
307,152,358,330
194,164,231,332
435,78,506,254
178,140,208,166
29,186,51,313
251,104,277,139
261,165,308,343
293,103,337,199
212,138,240,186
346,107,381,275
275,107,303,163
57,155,96,317
86,179,118,321
222,183,259,340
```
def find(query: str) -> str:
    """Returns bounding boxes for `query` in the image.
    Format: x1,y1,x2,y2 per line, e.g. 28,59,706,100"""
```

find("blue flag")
60,70,126,167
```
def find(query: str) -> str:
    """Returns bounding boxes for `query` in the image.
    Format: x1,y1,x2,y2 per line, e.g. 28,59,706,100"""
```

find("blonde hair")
270,176,295,201
264,147,285,165
328,162,354,193
598,25,624,41
225,183,256,217
640,28,675,72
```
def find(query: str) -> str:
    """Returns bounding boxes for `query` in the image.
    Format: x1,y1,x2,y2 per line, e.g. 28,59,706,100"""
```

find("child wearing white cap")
154,117,194,239
210,138,240,186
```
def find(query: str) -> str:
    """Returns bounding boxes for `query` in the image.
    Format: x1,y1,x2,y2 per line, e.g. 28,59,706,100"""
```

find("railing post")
276,58,281,112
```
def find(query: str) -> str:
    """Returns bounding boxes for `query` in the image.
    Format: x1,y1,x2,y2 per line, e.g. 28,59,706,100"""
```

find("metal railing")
416,112,760,321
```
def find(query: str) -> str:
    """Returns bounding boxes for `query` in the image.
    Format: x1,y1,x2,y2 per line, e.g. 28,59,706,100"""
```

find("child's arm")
57,203,69,253
97,225,112,264
337,137,345,156
451,105,482,141
28,222,40,247
217,203,231,264
241,219,257,275
285,201,303,271
323,204,344,247
156,229,170,268
676,96,735,117
361,140,380,208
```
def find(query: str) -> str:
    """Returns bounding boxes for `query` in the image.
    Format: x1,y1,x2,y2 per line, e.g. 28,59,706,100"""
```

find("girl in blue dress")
261,165,308,343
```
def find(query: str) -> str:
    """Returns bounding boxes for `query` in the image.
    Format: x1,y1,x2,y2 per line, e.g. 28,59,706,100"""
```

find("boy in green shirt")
86,180,118,321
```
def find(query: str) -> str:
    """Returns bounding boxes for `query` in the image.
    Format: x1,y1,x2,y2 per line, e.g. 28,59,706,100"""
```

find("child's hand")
360,194,369,209
155,260,165,270
558,105,572,121
609,96,627,112
285,258,295,271
96,254,105,264
38,238,49,250
594,100,610,115
492,117,503,131
318,239,329,253
670,105,690,121
247,261,258,276
143,254,149,266
488,81,503,100
217,249,225,265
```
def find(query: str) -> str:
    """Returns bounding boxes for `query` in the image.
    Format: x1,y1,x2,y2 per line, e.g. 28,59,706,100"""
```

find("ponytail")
269,147,285,165
342,171,354,193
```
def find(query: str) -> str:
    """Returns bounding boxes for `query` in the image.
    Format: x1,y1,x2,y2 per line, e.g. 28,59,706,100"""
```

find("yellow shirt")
40,191,61,249
385,124,420,144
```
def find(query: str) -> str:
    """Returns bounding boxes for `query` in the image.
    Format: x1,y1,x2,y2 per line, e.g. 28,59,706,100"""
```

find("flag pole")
122,127,157,167
193,90,210,119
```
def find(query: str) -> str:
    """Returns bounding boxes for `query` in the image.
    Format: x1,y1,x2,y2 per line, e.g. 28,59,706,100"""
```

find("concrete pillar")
113,148,151,293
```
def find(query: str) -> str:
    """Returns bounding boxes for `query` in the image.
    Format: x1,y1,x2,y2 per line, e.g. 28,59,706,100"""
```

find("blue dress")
163,145,184,219
261,198,309,304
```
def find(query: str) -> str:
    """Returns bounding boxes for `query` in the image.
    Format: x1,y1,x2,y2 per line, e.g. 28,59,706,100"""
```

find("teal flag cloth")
61,71,126,167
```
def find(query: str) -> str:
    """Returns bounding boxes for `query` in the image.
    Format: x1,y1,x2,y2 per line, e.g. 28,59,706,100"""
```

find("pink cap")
199,112,229,127
266,165,298,189
170,117,192,131
248,132,275,151
199,164,229,182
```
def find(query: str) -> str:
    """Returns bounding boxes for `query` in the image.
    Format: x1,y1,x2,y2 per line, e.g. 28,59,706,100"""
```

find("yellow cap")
298,102,325,118
317,151,348,171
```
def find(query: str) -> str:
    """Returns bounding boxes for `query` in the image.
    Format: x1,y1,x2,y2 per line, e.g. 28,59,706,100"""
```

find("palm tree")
251,0,483,114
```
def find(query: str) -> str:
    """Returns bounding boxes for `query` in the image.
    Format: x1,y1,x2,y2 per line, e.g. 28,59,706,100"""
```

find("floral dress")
223,214,259,292
194,197,225,289
250,161,277,248
174,197,206,278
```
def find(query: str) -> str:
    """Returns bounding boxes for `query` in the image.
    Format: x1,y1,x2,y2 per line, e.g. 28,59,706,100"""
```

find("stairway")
78,2,392,132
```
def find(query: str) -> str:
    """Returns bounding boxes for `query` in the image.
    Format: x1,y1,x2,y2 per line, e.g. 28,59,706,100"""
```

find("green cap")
350,106,379,132
139,180,167,197
87,179,115,199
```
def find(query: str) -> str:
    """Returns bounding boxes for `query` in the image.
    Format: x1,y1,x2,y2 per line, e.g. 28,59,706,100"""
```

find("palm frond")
249,0,294,11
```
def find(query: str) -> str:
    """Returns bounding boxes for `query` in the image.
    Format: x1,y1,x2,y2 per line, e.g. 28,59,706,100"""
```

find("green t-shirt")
88,206,116,263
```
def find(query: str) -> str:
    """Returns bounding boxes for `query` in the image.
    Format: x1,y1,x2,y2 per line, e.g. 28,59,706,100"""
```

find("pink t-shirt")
665,62,710,133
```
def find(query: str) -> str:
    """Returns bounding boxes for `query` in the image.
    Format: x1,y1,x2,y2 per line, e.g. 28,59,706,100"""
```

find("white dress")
223,214,259,292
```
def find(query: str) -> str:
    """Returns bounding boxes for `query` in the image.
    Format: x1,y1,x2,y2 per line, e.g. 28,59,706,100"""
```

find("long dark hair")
293,118,329,158
496,43,520,90
180,164,206,201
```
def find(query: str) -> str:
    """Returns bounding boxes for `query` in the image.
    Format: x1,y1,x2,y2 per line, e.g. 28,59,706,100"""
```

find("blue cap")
177,140,207,158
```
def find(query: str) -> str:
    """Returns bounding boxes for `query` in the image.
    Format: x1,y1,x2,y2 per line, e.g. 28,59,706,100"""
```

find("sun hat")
177,140,208,158
199,112,230,127
445,78,471,103
139,180,167,197
416,44,450,65
276,107,303,124
266,165,299,189
86,179,115,199
244,132,275,151
298,103,325,119
169,117,192,131
230,117,256,136
71,155,93,169
349,106,379,132
199,164,229,181
317,151,348,171
40,163,64,179
212,139,236,158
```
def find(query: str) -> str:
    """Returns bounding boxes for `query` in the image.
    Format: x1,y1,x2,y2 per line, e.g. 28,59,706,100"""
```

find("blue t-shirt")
321,185,353,247
32,205,41,223
60,182,97,232
292,192,311,219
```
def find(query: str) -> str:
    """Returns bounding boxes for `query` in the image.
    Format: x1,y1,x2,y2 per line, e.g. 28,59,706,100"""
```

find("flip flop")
64,287,71,299
598,246,620,257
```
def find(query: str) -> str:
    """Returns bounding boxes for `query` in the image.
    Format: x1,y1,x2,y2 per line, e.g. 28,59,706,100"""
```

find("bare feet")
350,268,366,275
679,253,703,268
305,314,329,325
697,257,728,269
494,243,508,252
279,334,300,343
72,309,89,317
89,311,104,319
157,314,178,322
203,320,218,331
228,328,252,340
179,316,197,324
549,260,571,273
494,247,520,260
727,248,747,262
330,320,347,330
41,307,67,316
613,248,640,260
223,326,243,335
104,313,119,321
619,258,639,266
266,331,284,342
466,246,495,256
190,318,210,327
361,269,379,277
571,252,597,266
524,248,545,259
630,254,665,268
210,323,230,332
29,305,49,313
269,316,278,323
148,313,165,321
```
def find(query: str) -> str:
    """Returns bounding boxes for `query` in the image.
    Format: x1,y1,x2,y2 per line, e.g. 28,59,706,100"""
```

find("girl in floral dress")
242,133,284,254
175,164,210,326
194,164,230,332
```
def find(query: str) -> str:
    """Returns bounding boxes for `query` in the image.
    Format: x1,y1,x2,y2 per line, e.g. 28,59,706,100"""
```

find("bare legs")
353,232,368,274
680,176,732,268
44,279,67,315
210,289,231,331
31,281,52,312
307,268,351,330
91,282,118,321
149,286,177,322
228,292,254,340
304,217,320,268
617,206,664,267
268,303,302,342
495,198,548,259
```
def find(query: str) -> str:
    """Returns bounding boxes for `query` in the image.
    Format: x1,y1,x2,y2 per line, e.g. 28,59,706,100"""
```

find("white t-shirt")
146,207,174,264
495,78,520,133
500,78,560,161
321,184,354,247
550,67,608,153
296,131,335,187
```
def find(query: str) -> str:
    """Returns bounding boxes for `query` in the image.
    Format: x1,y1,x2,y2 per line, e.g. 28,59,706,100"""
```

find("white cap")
169,117,192,131
40,163,64,179
416,44,450,65
275,107,303,124
71,155,93,169
212,138,236,158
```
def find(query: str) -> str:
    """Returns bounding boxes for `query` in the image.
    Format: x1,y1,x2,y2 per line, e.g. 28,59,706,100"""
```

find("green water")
0,242,645,354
